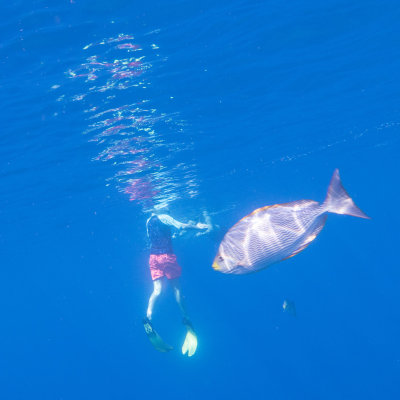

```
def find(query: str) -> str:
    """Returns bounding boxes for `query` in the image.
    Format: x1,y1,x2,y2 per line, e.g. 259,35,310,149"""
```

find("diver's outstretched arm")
158,213,212,234
146,279,162,320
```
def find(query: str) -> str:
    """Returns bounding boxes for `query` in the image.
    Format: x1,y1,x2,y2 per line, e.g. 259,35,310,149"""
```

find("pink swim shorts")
149,253,182,281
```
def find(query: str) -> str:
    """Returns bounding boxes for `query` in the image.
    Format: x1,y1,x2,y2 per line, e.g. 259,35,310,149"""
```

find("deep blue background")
1,1,400,399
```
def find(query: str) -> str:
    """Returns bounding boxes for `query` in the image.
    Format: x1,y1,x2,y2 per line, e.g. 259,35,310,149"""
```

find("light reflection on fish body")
213,170,369,275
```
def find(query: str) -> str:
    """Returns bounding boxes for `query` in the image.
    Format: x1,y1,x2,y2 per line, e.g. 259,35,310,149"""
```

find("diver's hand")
195,211,213,236
195,223,213,236
183,221,209,230
180,221,195,230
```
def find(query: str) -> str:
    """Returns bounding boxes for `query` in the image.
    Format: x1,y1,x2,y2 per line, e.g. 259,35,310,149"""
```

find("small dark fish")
282,299,296,317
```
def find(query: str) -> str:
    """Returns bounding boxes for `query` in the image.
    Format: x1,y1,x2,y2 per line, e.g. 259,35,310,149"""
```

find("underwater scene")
1,0,400,399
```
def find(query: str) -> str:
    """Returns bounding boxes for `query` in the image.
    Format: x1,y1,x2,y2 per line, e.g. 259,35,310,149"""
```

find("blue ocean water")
1,0,400,398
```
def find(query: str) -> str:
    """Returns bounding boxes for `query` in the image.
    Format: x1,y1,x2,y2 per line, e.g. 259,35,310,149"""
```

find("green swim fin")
143,318,173,353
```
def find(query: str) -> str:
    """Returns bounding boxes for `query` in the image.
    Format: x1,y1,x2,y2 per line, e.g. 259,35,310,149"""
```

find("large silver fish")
212,169,369,274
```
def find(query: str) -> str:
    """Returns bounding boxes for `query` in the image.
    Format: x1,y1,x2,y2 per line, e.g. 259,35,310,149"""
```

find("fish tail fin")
323,169,370,219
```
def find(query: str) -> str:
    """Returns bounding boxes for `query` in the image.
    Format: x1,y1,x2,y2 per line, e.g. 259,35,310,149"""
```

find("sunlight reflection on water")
57,33,199,211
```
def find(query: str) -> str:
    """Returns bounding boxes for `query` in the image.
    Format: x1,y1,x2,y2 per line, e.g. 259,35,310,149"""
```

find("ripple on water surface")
57,33,199,211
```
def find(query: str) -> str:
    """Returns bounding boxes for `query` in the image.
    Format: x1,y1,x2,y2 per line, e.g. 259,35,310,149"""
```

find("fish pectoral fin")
282,217,327,261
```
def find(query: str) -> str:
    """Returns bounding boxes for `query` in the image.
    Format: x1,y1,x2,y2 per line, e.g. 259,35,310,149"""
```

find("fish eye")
218,256,224,262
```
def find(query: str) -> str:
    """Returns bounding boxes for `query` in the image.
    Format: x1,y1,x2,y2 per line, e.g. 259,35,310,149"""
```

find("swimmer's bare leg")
146,278,162,320
170,279,198,356
170,279,188,320
143,280,173,352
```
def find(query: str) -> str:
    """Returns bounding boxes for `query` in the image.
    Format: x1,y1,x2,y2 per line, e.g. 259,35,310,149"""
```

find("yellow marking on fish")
212,261,221,271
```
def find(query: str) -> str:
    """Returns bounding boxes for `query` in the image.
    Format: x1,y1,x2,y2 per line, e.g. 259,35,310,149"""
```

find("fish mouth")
212,260,221,271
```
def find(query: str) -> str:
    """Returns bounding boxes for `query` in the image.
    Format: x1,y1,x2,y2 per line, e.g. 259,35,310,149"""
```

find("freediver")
143,210,212,356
